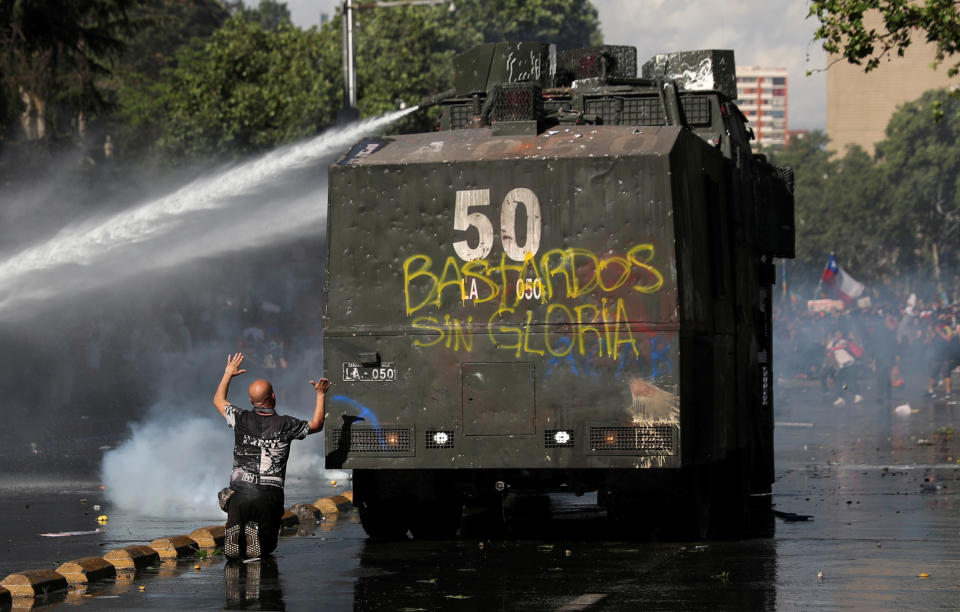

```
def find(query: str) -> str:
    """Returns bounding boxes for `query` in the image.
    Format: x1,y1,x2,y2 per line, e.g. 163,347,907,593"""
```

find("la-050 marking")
342,362,398,382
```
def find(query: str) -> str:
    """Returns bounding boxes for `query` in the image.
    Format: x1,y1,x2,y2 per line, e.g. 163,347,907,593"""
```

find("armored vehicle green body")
324,43,794,538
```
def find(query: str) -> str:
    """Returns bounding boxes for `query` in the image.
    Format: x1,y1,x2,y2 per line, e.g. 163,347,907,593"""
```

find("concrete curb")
0,568,69,598
56,557,117,585
314,494,354,518
103,545,160,571
0,488,354,607
149,535,200,560
190,525,226,550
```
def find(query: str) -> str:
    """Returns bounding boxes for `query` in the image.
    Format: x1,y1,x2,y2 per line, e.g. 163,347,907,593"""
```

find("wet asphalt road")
3,381,959,611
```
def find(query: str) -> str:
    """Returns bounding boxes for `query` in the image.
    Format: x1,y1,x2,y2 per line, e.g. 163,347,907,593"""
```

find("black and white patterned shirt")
223,404,310,489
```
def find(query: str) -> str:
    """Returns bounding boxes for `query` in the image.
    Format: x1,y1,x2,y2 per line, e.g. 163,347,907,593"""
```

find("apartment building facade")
735,66,789,148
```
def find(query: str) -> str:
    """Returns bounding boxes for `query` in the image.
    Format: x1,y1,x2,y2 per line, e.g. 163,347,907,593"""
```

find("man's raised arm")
307,378,331,434
214,353,247,416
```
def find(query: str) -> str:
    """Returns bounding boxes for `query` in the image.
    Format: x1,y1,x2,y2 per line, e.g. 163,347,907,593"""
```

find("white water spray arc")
0,108,418,320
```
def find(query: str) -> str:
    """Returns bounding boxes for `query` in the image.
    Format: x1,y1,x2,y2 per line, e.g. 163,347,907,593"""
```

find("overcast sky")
280,0,827,130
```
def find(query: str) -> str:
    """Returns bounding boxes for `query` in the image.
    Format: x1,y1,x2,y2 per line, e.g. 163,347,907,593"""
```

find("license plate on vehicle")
342,362,398,382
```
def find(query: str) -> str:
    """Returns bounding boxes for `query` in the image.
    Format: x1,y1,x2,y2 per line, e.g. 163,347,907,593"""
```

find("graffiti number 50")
453,188,542,262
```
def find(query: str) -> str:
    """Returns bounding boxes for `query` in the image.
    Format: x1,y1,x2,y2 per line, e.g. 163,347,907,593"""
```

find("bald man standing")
214,352,331,561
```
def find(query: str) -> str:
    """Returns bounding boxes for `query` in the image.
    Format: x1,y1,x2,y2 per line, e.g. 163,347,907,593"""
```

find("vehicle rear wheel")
408,471,463,540
711,454,750,539
679,464,714,540
357,501,409,540
408,497,462,539
354,469,410,540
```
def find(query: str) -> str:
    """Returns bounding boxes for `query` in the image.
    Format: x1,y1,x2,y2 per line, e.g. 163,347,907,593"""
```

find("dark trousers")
835,363,860,395
226,485,284,557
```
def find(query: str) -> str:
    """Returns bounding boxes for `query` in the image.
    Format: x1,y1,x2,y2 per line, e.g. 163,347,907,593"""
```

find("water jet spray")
0,108,418,321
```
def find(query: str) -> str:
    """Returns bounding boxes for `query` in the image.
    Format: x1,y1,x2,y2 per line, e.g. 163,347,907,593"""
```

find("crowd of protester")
775,288,960,406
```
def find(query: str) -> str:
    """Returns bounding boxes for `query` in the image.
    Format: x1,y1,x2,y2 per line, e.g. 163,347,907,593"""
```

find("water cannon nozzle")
416,89,457,110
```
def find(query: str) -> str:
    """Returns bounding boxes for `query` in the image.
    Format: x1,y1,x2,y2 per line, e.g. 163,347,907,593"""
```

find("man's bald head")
248,379,275,408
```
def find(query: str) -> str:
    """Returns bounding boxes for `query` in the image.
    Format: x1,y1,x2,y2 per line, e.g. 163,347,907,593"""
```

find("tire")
685,464,714,540
408,471,463,540
354,469,410,540
711,454,750,539
409,497,463,539
357,501,409,540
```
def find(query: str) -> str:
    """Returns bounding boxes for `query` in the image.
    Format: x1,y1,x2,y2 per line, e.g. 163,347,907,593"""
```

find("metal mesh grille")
330,428,412,453
680,96,711,126
449,104,471,130
636,425,675,451
588,426,677,454
491,83,543,122
425,430,455,449
583,98,616,124
621,97,666,125
584,97,665,126
544,429,575,448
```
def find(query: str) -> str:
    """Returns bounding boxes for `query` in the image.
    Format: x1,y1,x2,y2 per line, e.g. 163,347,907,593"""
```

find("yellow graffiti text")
403,244,664,316
410,297,639,360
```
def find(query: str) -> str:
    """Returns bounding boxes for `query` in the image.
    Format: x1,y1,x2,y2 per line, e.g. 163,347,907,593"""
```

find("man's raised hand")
310,378,332,394
225,353,247,378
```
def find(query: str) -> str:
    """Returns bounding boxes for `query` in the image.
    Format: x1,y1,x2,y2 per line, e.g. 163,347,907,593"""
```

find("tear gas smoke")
101,415,230,518
0,107,418,320
100,407,344,519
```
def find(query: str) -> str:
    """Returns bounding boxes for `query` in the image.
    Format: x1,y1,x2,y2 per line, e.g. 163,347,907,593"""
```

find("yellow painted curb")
313,496,338,517
0,568,68,598
56,557,116,585
103,545,160,571
190,525,226,550
149,535,200,560
1,490,354,600
314,494,354,518
331,494,353,512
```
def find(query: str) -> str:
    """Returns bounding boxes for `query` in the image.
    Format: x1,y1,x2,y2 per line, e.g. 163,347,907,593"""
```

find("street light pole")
337,0,359,123
337,0,452,123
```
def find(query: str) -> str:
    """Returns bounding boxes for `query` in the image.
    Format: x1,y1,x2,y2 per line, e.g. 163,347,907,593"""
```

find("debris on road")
39,529,101,537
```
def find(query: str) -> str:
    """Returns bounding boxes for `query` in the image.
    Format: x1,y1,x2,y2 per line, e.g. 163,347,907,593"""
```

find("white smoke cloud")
102,414,231,518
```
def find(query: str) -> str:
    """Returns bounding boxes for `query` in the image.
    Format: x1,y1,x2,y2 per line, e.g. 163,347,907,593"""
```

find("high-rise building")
735,66,789,148
826,13,960,155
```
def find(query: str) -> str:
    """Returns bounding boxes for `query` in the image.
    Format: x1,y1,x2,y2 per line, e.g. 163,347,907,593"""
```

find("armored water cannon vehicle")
324,42,795,539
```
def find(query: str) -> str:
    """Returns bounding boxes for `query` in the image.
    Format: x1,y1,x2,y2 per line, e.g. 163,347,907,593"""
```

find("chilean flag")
821,254,864,303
